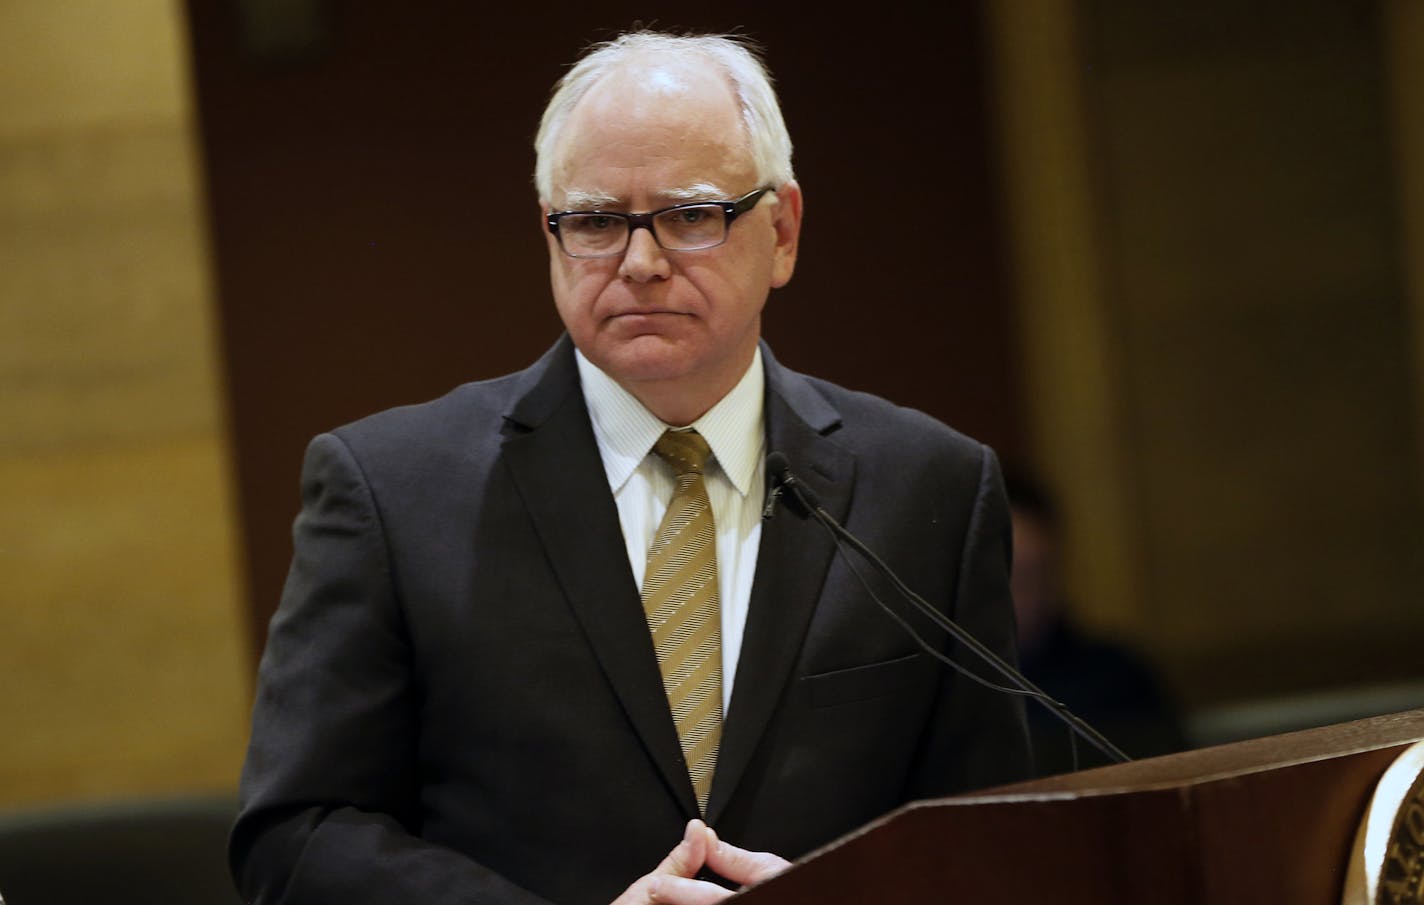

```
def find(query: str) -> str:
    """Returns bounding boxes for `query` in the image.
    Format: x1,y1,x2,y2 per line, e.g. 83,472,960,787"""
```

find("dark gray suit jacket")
231,336,1031,905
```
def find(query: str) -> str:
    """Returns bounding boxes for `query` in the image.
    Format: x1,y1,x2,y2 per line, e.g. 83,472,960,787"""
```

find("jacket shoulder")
792,372,990,472
309,370,541,484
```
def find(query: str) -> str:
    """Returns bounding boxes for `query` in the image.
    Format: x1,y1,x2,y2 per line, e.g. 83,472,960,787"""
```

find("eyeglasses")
546,188,773,258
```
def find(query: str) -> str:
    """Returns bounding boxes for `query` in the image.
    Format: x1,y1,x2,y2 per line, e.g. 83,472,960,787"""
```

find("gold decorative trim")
1343,740,1424,903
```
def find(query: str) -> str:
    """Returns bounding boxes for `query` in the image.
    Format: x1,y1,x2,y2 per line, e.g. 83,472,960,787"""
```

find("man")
231,31,1031,905
1007,473,1183,775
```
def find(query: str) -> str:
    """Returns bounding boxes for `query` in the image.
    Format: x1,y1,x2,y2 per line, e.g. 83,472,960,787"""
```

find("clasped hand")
612,819,789,905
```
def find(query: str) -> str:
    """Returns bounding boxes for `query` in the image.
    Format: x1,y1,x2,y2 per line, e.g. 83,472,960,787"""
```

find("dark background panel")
184,1,1021,652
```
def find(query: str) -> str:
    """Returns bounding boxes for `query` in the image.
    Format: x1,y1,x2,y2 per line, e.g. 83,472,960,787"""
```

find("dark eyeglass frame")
546,187,774,258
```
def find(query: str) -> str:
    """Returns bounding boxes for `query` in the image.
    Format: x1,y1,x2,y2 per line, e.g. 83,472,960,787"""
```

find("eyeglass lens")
560,204,727,255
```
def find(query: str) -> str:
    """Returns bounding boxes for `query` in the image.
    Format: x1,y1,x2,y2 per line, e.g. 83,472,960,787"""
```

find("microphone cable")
765,453,1130,766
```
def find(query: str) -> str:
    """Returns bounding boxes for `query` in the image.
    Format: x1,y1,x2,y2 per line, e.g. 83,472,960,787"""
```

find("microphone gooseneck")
763,451,1130,766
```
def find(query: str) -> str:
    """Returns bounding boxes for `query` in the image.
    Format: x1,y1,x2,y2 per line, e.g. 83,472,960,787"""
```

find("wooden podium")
731,708,1424,904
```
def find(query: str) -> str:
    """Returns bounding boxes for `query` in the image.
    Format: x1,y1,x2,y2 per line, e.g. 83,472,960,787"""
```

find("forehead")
551,56,756,202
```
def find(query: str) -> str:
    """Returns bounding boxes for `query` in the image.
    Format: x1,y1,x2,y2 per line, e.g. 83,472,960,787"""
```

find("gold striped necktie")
643,429,722,813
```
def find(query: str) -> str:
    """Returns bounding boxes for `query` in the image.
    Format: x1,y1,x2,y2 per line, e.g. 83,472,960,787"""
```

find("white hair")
533,31,795,202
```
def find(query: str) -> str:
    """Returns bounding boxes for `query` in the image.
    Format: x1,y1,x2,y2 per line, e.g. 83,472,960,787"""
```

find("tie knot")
653,429,712,477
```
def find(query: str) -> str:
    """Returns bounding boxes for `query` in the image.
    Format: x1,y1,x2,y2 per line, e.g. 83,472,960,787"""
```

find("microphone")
764,452,820,513
762,451,1130,766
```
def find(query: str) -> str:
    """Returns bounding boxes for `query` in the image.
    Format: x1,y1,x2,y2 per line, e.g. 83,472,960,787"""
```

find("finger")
703,830,791,887
648,874,736,905
654,819,710,877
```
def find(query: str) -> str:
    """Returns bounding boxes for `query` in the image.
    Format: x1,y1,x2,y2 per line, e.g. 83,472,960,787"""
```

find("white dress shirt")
575,348,766,710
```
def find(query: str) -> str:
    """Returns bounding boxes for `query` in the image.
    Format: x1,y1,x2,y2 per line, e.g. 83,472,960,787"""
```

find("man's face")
543,59,801,415
1010,508,1059,654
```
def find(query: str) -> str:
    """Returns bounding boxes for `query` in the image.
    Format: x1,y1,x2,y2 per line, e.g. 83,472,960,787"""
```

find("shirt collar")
575,346,765,498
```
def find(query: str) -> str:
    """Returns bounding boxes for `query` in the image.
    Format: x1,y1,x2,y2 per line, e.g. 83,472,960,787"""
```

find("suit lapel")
707,348,854,822
499,337,700,817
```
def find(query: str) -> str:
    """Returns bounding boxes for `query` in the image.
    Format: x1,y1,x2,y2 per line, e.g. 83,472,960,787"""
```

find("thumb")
655,819,713,878
703,827,791,886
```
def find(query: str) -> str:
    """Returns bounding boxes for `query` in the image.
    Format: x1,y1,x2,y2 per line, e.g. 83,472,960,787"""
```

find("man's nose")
619,225,671,283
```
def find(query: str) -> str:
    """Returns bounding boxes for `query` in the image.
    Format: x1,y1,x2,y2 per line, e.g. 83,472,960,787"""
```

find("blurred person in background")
1007,471,1186,775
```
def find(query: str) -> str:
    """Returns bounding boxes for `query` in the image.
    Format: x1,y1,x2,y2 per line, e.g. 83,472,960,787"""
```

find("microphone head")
764,451,822,515
765,451,791,485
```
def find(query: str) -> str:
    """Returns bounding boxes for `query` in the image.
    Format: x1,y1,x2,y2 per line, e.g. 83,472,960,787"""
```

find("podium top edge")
956,707,1424,800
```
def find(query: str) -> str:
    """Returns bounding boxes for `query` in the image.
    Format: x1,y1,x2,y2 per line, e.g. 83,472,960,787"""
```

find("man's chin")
585,335,694,382
603,355,694,388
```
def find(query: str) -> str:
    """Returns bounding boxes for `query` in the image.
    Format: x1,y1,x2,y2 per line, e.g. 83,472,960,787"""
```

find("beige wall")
983,1,1145,637
1386,0,1424,507
988,0,1424,708
0,1,249,807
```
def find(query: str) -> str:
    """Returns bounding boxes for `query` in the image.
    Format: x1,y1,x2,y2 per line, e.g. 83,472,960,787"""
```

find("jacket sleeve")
903,444,1035,798
229,432,556,905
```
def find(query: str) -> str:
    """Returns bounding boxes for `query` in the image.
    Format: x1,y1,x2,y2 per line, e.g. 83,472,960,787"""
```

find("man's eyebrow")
660,183,730,203
558,183,731,211
559,190,622,210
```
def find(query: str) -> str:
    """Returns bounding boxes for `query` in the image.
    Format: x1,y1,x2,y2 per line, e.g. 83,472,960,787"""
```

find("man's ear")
540,202,560,256
769,180,803,289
